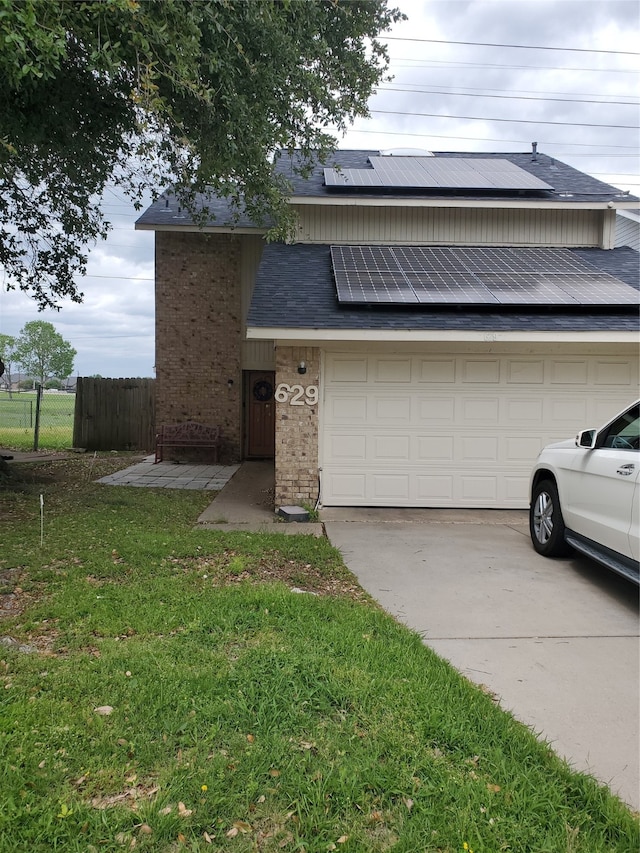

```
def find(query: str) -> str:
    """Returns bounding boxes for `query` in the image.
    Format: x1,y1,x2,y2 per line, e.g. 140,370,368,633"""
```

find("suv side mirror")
576,429,597,449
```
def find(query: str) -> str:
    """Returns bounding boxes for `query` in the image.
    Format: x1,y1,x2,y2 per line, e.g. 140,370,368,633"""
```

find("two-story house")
136,146,639,509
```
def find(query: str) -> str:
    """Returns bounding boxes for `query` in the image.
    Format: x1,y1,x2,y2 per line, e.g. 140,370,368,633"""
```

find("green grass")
0,457,637,852
0,391,74,450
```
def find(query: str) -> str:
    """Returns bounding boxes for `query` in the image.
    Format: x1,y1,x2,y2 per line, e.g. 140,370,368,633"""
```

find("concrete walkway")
323,514,640,810
97,457,323,536
196,461,324,536
97,455,240,490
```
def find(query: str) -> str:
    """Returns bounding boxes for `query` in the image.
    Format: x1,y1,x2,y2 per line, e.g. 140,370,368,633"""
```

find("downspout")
602,207,616,249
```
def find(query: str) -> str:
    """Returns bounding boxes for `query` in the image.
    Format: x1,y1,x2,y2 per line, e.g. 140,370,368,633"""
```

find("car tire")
530,479,573,557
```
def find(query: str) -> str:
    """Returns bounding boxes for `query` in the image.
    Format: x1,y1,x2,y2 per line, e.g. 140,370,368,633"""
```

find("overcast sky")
0,0,638,379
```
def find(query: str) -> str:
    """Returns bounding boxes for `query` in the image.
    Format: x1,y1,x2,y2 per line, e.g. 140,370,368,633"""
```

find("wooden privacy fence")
73,378,155,451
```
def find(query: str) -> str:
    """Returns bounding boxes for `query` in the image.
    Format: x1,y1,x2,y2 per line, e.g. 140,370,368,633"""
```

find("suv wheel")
530,480,573,557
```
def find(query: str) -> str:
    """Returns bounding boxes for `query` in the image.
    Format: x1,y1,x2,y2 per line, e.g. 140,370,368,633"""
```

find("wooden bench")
155,422,222,464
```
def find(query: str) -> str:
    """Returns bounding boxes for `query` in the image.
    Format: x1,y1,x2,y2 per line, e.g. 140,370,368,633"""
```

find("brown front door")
245,371,275,458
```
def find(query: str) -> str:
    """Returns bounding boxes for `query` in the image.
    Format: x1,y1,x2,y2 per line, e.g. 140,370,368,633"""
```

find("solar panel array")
330,246,639,307
324,158,554,191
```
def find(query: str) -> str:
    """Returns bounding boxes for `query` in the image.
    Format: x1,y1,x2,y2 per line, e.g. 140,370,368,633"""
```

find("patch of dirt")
0,454,145,526
1,617,63,655
0,568,33,622
259,484,275,511
226,564,366,601
167,551,369,603
4,453,144,485
88,784,160,811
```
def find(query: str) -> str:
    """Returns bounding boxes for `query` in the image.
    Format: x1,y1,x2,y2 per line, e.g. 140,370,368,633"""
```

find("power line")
82,274,153,281
385,80,639,102
55,333,153,340
88,242,153,251
386,36,640,56
345,126,639,149
389,57,639,75
378,84,639,107
369,108,639,130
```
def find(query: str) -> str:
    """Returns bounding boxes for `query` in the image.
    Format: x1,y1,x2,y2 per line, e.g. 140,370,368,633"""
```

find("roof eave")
246,327,640,344
289,196,639,210
135,223,268,234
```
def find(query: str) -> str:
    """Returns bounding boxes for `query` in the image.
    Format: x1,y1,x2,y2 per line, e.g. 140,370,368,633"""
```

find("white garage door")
321,351,637,508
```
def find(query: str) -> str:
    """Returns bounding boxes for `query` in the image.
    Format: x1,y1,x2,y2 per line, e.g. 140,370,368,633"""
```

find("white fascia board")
247,327,639,345
289,196,640,211
135,223,267,234
135,200,640,231
618,209,640,223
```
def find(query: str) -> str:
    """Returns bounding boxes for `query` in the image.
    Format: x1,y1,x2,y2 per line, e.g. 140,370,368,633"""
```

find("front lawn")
0,457,637,852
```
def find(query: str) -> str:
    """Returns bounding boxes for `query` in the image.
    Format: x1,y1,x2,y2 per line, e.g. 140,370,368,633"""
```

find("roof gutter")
135,223,267,234
246,327,640,344
290,197,640,211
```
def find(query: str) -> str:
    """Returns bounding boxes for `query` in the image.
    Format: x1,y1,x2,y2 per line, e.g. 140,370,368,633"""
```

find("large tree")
12,321,76,386
0,0,403,310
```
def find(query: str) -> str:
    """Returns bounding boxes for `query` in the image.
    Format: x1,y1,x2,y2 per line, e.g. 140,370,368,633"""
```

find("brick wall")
274,346,320,507
155,232,242,461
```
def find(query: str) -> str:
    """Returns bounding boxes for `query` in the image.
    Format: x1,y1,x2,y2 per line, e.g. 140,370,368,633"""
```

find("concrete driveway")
322,509,639,810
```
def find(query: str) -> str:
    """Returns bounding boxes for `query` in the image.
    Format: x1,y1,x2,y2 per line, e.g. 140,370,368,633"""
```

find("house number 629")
275,383,318,406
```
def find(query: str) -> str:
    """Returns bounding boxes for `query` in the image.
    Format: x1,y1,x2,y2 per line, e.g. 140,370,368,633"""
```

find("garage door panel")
329,434,367,459
374,396,411,421
417,435,454,460
416,474,454,501
506,398,544,423
322,352,636,508
374,435,410,460
418,359,456,383
550,360,589,384
504,475,529,501
462,359,501,383
460,476,498,501
372,474,410,500
507,360,545,383
417,397,456,422
329,395,368,422
505,436,544,462
462,397,500,423
375,358,412,382
549,397,588,424
325,472,367,500
326,356,368,382
460,436,499,462
594,360,631,386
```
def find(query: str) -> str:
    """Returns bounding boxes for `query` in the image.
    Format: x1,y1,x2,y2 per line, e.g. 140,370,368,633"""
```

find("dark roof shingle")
247,243,639,334
275,149,635,203
136,148,638,228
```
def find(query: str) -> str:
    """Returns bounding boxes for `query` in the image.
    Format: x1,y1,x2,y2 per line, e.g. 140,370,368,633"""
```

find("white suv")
529,401,639,584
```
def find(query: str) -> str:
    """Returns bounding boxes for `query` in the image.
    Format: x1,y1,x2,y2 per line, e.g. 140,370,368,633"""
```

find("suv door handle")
616,463,635,476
